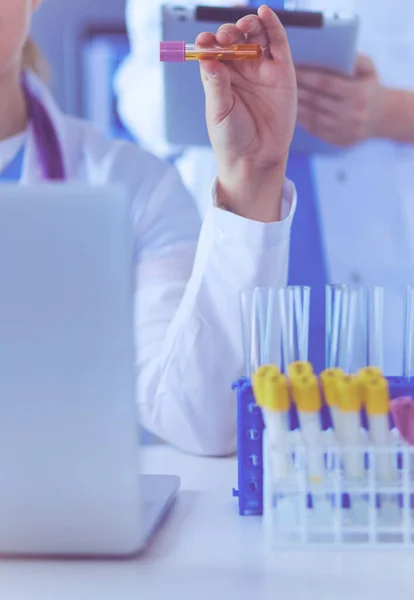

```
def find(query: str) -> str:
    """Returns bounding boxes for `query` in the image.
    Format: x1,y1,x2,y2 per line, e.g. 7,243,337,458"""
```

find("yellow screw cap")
291,374,321,413
320,368,344,408
358,366,383,381
288,361,313,379
252,365,289,412
336,374,362,413
364,376,390,416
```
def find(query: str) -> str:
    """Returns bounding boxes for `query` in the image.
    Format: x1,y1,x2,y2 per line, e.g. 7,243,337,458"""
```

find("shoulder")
60,115,201,249
63,115,174,188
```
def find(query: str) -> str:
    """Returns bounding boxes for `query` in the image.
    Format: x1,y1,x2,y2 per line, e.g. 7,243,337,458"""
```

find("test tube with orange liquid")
160,41,264,62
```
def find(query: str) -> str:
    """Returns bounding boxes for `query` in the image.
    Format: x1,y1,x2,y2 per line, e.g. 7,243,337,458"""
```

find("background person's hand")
296,55,385,148
197,5,297,223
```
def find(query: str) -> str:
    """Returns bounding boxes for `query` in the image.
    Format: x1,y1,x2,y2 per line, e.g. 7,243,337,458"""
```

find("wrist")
216,159,288,223
371,87,414,142
371,86,394,139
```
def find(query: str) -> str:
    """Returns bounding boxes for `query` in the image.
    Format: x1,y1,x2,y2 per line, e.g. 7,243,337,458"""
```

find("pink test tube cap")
160,41,186,63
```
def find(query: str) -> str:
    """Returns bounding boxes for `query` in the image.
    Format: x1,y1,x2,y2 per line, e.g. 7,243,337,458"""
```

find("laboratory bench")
1,446,413,600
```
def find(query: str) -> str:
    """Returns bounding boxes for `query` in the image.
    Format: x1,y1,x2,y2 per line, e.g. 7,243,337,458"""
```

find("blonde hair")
22,38,49,85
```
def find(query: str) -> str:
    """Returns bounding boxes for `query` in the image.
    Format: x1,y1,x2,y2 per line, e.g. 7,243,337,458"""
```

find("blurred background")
31,0,130,139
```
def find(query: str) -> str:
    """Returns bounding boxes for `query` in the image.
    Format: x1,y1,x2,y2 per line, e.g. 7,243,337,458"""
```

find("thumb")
355,54,377,78
200,61,234,126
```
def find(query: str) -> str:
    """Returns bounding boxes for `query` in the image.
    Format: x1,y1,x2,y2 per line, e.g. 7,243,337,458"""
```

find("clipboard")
162,5,359,154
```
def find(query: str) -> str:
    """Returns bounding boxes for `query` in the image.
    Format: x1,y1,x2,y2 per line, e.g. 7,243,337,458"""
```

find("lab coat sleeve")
136,166,296,456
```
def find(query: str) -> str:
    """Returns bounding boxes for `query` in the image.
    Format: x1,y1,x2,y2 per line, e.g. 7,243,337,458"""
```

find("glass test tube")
279,286,311,372
160,41,264,63
325,285,361,372
403,285,414,379
240,288,278,377
368,286,385,371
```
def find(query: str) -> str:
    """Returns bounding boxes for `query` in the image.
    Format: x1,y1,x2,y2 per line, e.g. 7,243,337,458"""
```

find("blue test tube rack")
232,377,264,516
232,374,414,517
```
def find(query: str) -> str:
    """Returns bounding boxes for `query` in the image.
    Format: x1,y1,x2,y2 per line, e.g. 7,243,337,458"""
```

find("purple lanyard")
22,78,66,181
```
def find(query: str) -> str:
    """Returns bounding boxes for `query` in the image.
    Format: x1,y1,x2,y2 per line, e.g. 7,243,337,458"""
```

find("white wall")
30,0,127,116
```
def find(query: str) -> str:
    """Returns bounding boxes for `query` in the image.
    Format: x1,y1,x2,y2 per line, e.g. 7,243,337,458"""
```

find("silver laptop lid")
0,184,143,557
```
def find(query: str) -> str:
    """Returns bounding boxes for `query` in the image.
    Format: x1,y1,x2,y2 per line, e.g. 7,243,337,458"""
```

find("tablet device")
162,5,359,154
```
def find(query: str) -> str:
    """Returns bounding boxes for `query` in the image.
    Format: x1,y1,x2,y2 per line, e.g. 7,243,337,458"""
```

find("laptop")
162,5,359,154
0,184,179,558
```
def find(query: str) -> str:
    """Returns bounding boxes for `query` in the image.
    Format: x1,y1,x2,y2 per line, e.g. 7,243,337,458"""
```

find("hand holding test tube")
252,365,291,481
161,6,298,225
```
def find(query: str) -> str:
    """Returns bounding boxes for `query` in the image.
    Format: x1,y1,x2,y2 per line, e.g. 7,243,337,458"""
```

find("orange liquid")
186,44,264,61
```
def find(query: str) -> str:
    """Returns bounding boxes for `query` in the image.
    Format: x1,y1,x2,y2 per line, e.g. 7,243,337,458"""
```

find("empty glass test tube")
325,285,364,373
160,41,264,62
403,285,414,379
279,286,311,372
240,287,279,377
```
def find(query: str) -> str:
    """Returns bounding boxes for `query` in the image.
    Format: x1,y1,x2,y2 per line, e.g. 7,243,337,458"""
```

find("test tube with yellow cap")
336,374,365,481
252,365,291,481
364,376,396,483
291,373,325,482
320,368,344,440
287,361,313,379
358,366,383,380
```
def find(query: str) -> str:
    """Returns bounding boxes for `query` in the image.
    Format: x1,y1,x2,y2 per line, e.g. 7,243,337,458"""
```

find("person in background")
245,0,414,375
289,0,414,375
8,1,297,456
115,0,248,217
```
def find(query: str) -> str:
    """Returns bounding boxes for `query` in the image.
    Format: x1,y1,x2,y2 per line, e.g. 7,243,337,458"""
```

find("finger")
297,105,338,136
216,24,245,46
196,32,217,47
297,107,348,146
257,5,290,60
296,68,351,100
355,54,376,78
298,87,344,118
199,60,234,127
236,14,268,49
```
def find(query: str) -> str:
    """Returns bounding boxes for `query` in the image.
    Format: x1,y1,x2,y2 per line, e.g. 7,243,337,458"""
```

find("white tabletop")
1,446,414,600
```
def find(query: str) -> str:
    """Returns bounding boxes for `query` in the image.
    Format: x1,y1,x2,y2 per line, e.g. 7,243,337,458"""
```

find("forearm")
374,87,414,143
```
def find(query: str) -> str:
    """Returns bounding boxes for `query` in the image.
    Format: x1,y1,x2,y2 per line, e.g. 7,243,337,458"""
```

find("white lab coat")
115,0,246,217
117,0,414,375
23,72,295,456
